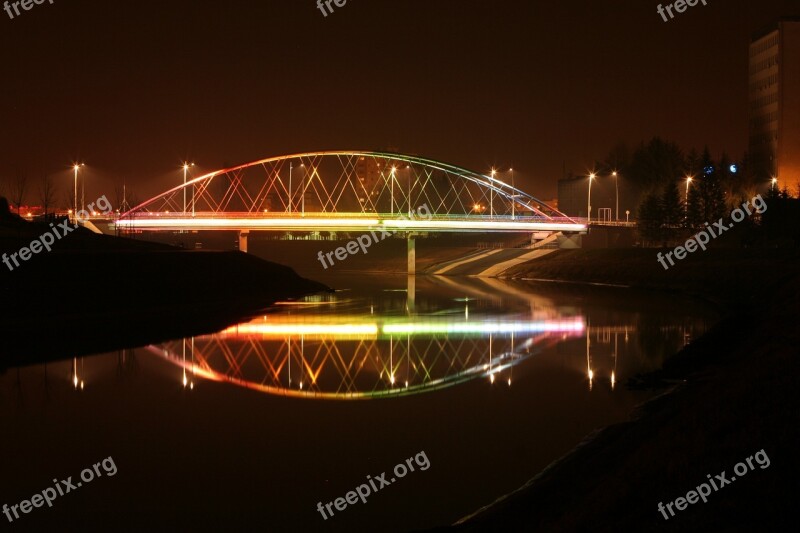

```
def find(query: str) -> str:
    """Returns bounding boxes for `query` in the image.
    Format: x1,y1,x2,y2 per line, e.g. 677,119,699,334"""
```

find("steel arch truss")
120,151,574,221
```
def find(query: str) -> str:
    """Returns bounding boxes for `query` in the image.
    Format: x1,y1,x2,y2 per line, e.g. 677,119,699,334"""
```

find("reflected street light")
685,176,693,217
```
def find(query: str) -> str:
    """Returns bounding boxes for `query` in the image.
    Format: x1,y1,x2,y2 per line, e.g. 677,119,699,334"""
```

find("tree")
638,192,663,244
39,174,58,216
684,148,701,177
628,137,685,192
686,185,704,230
9,171,28,215
696,147,726,222
661,179,683,229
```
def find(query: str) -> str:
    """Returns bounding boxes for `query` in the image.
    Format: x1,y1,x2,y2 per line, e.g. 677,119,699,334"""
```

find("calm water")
0,275,718,532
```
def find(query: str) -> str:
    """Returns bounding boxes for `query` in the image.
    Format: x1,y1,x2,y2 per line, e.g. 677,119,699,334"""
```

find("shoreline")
1,228,329,369
430,268,800,531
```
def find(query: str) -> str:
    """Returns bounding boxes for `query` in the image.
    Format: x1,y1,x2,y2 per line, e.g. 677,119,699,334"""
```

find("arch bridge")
115,151,585,269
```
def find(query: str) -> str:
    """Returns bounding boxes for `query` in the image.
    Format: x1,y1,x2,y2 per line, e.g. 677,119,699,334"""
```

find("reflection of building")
749,18,800,192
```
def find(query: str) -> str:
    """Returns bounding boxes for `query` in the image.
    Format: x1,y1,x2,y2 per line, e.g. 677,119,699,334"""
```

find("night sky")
1,0,797,202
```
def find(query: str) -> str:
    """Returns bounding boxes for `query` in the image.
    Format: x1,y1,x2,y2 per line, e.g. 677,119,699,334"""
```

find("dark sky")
1,0,797,202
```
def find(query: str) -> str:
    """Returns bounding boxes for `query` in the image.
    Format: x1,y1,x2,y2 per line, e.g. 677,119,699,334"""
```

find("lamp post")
73,164,79,220
490,169,496,217
510,168,515,220
300,164,306,216
390,166,396,215
612,171,619,222
626,210,630,223
288,161,293,213
587,173,596,222
406,165,411,216
72,163,84,221
771,176,778,191
182,162,194,214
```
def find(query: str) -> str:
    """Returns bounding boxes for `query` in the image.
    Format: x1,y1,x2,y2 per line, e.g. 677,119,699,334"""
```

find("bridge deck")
114,213,587,233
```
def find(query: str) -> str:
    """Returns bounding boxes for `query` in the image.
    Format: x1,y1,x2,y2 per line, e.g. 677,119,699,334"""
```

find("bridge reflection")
148,308,615,399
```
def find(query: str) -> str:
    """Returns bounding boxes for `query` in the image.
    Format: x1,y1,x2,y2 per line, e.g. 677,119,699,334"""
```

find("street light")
490,169,497,217
72,163,84,221
300,164,306,215
288,161,294,213
587,173,596,222
390,166,397,215
771,176,778,191
510,168,515,220
612,171,619,222
182,162,194,214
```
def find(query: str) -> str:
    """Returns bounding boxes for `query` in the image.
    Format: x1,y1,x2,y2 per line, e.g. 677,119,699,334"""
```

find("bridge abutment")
238,231,249,253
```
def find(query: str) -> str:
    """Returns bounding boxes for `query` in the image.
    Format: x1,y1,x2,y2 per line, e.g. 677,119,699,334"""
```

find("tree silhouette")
39,174,58,217
638,192,662,243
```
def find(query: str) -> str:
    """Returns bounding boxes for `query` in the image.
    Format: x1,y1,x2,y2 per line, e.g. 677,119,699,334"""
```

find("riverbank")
0,220,328,368
504,247,800,308
433,266,799,531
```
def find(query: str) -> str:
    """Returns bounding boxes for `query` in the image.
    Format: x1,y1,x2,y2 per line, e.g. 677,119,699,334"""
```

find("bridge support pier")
238,231,249,253
407,274,415,313
407,236,416,275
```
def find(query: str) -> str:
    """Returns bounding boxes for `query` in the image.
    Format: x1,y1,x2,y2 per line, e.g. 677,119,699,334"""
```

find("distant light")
729,164,738,174
703,165,714,175
589,173,596,180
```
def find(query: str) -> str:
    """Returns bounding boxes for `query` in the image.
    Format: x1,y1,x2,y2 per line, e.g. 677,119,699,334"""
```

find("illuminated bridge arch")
117,151,584,233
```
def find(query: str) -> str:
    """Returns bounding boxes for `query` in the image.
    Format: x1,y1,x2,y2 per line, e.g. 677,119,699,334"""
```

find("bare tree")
9,171,28,215
40,174,58,216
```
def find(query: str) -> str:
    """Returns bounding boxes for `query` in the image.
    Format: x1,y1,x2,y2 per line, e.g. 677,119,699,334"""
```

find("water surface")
0,275,718,532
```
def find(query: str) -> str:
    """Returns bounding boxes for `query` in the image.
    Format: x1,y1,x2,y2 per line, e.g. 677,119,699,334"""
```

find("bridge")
115,152,585,266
